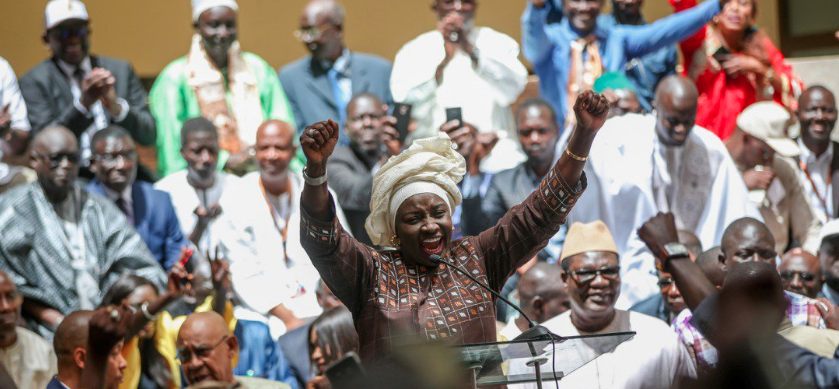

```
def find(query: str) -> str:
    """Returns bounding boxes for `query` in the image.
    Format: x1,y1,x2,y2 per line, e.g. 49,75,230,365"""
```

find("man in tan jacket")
725,102,822,255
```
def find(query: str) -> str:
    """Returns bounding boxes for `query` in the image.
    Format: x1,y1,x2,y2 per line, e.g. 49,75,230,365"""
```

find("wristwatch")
659,242,691,270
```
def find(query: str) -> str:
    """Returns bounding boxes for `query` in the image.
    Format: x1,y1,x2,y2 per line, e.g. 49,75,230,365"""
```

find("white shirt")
0,327,57,389
56,57,129,160
240,171,352,319
519,310,696,389
566,114,762,307
390,27,528,173
0,56,30,184
155,171,287,318
797,138,833,223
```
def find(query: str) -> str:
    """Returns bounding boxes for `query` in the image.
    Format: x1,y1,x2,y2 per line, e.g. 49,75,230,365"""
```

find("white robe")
518,310,696,389
390,27,528,173
567,114,762,307
155,171,290,318
240,171,351,319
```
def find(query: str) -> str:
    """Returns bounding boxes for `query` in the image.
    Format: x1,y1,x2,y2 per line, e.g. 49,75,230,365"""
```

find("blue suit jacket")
46,376,65,389
279,52,392,136
86,180,188,269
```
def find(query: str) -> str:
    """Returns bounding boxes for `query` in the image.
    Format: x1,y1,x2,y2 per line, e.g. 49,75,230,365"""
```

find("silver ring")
109,309,120,321
449,32,459,42
307,129,316,137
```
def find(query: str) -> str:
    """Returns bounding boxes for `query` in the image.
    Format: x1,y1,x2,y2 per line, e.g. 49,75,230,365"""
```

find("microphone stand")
430,255,559,389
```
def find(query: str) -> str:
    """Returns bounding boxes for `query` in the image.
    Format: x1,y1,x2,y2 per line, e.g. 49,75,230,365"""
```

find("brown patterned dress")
300,164,586,363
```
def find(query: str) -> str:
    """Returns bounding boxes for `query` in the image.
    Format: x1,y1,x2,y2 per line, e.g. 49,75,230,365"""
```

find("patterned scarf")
186,34,264,153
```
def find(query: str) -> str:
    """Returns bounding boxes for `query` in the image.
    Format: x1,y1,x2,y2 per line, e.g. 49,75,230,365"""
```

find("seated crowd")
1,0,839,388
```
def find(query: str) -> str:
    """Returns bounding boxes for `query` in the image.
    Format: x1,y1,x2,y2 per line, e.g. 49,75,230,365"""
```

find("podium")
453,331,635,388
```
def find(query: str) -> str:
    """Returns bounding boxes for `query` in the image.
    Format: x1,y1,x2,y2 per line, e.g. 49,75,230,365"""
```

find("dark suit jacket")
327,146,375,245
629,293,671,323
278,323,314,388
482,163,543,227
86,179,187,269
19,55,155,145
279,52,392,134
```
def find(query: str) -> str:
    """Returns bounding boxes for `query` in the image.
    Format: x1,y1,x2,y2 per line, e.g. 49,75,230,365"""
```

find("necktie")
116,197,134,226
73,68,85,87
327,67,350,146
567,37,603,125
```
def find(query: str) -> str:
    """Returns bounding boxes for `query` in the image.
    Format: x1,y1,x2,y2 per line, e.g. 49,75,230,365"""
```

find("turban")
192,0,238,22
365,133,466,247
559,221,619,263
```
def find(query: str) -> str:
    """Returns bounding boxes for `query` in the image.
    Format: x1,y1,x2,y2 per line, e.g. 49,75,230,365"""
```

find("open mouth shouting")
421,236,444,255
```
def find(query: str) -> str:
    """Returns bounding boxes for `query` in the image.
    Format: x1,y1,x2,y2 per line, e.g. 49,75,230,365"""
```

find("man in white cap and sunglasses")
19,0,156,181
150,0,295,178
725,101,823,255
523,220,696,389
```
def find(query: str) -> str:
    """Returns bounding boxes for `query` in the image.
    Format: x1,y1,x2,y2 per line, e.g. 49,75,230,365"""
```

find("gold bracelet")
565,148,588,162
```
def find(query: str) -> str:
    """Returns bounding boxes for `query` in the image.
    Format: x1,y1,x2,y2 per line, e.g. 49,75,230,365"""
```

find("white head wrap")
365,133,466,247
192,0,238,22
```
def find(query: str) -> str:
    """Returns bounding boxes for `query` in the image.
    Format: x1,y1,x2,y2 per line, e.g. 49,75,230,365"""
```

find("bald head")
696,247,725,287
30,126,80,201
303,0,345,25
179,311,230,342
31,126,77,153
653,76,699,146
677,230,702,259
54,311,93,368
518,263,569,323
257,120,296,144
255,120,297,183
300,0,345,62
779,248,823,298
721,218,777,269
178,311,237,384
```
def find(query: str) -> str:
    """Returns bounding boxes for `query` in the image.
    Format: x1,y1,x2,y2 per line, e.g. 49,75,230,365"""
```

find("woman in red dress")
671,0,802,140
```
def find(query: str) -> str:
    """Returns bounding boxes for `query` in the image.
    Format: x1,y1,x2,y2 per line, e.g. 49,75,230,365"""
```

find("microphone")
428,255,556,341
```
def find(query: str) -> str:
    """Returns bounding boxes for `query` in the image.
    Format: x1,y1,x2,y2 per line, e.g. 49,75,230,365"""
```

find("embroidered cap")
559,221,619,263
44,0,89,30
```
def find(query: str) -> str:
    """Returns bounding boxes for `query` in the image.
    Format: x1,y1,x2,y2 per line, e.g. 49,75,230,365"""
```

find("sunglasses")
779,270,817,283
35,152,80,168
568,266,620,284
50,25,89,41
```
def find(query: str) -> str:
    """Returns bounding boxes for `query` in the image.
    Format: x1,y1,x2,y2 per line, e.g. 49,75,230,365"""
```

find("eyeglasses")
439,0,477,11
35,152,80,168
779,270,818,283
176,335,229,364
293,24,333,43
93,151,137,167
50,25,89,41
568,266,621,284
657,277,676,289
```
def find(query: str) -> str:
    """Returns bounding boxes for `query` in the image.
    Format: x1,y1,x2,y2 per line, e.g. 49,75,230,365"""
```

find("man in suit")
47,311,93,389
796,86,838,224
278,280,342,388
86,125,189,270
630,231,702,324
19,0,155,180
279,0,392,145
481,98,565,263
